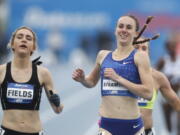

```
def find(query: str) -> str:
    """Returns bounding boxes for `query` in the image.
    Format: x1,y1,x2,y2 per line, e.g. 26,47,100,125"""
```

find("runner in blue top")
72,15,154,135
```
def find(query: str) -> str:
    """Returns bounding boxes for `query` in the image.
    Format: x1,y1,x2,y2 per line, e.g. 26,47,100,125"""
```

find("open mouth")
19,44,28,49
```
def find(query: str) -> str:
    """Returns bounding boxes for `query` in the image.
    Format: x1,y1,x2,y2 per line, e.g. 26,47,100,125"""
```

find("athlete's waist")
100,116,143,122
1,119,42,134
99,102,140,119
99,112,141,120
3,110,41,129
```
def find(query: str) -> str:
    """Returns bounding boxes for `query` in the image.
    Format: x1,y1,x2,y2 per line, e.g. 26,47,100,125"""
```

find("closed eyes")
16,33,33,41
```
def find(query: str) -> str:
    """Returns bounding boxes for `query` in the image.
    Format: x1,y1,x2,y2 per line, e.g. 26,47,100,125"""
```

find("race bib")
7,83,34,104
101,79,137,97
102,79,126,91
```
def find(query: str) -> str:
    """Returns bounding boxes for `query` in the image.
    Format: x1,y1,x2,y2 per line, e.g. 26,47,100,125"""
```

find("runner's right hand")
72,68,85,82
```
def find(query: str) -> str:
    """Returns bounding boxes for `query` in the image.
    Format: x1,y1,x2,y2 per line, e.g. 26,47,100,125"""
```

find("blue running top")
100,50,141,98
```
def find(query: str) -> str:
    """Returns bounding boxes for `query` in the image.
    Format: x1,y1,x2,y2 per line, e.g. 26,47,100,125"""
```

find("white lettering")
23,7,110,29
102,79,127,91
7,88,33,100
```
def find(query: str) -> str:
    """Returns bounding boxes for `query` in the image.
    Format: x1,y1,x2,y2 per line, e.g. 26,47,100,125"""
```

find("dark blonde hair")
8,26,38,55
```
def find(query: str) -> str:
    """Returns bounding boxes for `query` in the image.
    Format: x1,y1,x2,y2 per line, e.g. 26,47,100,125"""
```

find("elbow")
82,79,96,88
85,76,99,88
89,79,98,88
89,82,97,88
86,81,97,88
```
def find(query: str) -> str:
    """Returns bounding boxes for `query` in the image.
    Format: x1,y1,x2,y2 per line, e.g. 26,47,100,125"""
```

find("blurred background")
0,0,180,135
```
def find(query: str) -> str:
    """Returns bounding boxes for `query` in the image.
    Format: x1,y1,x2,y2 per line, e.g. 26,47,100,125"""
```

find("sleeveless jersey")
0,62,43,110
100,50,141,98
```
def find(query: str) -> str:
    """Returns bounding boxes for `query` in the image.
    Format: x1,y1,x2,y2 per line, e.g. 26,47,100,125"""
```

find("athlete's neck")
115,44,134,56
12,56,31,69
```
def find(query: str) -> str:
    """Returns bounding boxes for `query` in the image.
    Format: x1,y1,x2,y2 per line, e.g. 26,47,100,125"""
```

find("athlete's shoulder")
97,50,111,57
0,64,7,73
37,66,51,77
97,50,111,65
0,64,8,83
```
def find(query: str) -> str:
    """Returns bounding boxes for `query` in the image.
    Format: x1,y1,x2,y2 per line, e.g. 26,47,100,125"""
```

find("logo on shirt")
123,61,131,65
